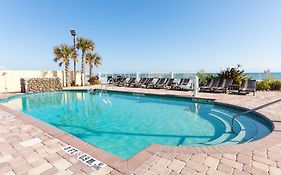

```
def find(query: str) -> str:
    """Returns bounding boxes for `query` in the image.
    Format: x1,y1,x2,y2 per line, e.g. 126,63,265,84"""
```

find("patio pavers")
0,87,281,174
0,107,113,175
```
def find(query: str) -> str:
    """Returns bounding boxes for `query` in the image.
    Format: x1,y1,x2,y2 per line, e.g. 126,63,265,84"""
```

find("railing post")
193,76,199,97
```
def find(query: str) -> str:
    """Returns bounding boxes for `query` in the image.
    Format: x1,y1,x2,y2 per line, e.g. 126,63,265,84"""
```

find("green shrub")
218,64,248,84
88,76,101,85
256,79,271,91
196,70,216,86
256,79,281,91
270,80,281,90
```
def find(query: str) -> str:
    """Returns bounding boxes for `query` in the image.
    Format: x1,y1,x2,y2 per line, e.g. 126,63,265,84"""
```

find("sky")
0,0,280,73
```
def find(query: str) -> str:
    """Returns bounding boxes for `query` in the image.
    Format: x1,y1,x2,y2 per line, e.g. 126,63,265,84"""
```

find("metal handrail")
231,98,281,132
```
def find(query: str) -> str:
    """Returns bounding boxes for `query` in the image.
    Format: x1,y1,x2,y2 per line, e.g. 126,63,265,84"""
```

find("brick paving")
0,108,113,175
1,88,281,174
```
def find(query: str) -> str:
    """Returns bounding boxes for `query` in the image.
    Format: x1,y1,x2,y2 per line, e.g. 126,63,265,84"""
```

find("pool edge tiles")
91,88,216,103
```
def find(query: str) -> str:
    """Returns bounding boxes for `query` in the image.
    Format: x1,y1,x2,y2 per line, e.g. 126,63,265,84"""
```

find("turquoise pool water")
0,91,272,159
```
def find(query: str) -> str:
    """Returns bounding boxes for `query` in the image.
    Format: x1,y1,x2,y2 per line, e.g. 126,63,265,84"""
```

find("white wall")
0,70,81,92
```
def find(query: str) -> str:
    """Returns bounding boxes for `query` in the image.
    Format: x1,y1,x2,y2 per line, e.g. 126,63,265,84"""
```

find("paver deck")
0,87,281,175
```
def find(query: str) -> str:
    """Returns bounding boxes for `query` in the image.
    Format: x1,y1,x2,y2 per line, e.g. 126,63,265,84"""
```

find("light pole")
70,29,77,85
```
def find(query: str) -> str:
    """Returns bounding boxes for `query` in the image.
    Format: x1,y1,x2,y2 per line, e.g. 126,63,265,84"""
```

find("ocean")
246,72,281,80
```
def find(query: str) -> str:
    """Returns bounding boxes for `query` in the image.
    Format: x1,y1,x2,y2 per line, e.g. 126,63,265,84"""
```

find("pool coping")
0,89,281,174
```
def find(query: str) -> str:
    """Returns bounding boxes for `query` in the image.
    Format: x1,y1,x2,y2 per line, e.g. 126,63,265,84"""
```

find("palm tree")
53,44,77,87
76,37,95,85
72,52,78,85
86,52,102,78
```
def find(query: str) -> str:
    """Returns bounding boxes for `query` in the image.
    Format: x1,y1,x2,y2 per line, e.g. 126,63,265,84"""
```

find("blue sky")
0,0,280,73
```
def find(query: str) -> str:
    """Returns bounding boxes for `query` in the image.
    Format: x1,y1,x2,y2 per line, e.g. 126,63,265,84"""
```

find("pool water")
0,91,272,159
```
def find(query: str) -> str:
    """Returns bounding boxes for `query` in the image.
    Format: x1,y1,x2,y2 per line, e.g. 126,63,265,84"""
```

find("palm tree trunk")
81,51,85,86
73,61,76,85
89,64,93,78
65,60,70,87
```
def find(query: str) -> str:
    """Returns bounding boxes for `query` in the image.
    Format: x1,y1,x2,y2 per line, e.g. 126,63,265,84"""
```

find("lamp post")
70,29,77,85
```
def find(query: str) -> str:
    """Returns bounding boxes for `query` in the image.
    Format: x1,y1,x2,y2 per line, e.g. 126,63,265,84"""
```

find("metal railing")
98,72,196,80
231,98,281,132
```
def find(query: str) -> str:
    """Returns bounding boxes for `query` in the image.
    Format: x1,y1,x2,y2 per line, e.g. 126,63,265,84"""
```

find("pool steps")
204,113,234,145
211,109,246,145
201,108,260,145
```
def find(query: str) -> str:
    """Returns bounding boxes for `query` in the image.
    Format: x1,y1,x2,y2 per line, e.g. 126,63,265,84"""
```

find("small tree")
86,52,102,78
218,64,248,84
196,69,216,86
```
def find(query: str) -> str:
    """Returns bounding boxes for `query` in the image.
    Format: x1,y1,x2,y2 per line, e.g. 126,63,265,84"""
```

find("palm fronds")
53,44,76,87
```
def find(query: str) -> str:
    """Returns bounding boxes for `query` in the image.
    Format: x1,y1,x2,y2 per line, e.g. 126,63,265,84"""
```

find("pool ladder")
88,83,109,94
100,82,109,92
230,98,281,132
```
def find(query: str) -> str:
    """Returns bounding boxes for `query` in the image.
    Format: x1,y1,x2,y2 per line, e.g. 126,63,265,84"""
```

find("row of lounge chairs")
107,76,257,95
200,79,233,93
200,78,256,95
108,77,193,91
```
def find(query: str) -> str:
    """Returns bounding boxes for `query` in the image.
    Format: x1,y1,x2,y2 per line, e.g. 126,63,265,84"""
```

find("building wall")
0,70,82,92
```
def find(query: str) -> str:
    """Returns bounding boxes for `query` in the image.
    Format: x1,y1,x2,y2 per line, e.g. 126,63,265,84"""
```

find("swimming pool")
0,90,272,159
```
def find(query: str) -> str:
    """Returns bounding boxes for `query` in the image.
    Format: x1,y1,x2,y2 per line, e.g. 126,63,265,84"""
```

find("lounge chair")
154,78,168,89
140,78,154,88
123,78,136,87
145,78,160,88
238,80,256,96
115,76,123,82
115,77,127,86
107,76,114,85
212,79,233,93
111,77,118,85
200,79,214,91
117,77,130,86
163,78,175,89
164,78,176,89
200,78,220,92
130,78,147,87
179,79,193,91
171,78,190,90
